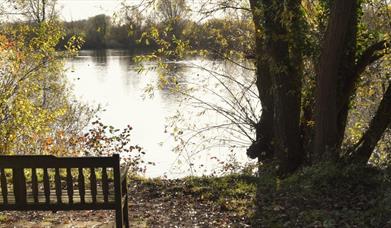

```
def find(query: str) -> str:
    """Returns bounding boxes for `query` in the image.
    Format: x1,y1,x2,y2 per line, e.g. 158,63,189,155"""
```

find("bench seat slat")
90,168,97,203
31,168,39,203
13,168,27,205
0,189,116,205
66,168,73,204
55,168,62,203
102,167,109,203
43,168,50,204
0,168,7,204
0,202,116,211
78,168,85,204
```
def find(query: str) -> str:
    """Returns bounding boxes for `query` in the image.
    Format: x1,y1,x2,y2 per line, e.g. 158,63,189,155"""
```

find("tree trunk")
253,0,304,174
314,0,358,161
336,40,389,150
248,0,304,173
247,0,274,161
351,83,391,163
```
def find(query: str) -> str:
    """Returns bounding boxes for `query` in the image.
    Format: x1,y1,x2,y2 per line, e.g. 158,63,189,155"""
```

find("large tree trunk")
314,0,358,161
249,0,304,174
351,83,391,163
247,0,274,161
267,0,304,174
335,8,358,150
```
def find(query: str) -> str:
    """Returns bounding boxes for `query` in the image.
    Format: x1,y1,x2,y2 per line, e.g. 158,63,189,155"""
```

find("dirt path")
0,178,252,227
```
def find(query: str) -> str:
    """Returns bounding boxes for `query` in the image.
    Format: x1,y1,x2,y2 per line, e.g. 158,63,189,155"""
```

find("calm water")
66,49,255,178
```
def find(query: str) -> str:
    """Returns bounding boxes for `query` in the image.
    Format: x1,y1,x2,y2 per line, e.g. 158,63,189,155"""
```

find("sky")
0,0,224,23
57,0,219,22
0,0,142,22
58,0,133,21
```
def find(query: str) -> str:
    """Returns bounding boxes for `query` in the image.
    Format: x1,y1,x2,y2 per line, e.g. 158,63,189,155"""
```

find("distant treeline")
59,14,254,55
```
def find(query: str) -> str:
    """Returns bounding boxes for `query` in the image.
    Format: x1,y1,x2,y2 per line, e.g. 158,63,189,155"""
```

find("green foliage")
0,214,7,223
184,174,256,216
0,20,94,156
0,22,63,154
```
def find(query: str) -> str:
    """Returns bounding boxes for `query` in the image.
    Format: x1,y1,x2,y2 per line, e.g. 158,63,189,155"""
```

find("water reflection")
92,49,107,65
66,50,254,178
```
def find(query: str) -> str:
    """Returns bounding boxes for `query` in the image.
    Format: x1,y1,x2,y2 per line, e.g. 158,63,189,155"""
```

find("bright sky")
58,0,136,21
57,0,214,22
0,0,217,22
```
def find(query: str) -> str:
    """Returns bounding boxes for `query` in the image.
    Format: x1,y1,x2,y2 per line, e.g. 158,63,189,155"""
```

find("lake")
66,49,257,178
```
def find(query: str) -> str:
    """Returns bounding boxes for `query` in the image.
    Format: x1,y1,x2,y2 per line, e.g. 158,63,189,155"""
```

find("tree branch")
355,40,389,77
350,81,391,163
338,40,390,112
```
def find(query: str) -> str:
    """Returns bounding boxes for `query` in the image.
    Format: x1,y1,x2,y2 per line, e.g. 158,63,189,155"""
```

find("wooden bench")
0,154,129,227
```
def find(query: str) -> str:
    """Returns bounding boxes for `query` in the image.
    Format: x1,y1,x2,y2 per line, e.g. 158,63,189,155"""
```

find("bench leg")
123,195,129,228
115,207,123,228
122,177,129,228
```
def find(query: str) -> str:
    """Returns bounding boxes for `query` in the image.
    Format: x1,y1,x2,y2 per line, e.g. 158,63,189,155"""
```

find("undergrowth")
254,162,391,227
131,162,391,227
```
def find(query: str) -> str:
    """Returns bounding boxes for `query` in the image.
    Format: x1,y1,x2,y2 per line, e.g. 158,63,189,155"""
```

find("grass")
182,174,257,216
131,163,391,226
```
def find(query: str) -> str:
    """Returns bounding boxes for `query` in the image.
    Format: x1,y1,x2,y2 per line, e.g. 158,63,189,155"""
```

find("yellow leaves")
150,27,160,39
368,87,376,97
198,49,209,57
275,178,281,191
64,35,85,55
0,35,12,51
0,22,78,155
307,120,315,127
45,137,54,146
347,122,365,144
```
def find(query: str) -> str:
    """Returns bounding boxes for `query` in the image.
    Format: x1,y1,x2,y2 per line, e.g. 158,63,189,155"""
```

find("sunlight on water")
66,49,255,178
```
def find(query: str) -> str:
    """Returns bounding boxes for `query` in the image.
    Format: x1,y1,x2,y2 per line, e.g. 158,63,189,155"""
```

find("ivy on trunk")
248,0,390,175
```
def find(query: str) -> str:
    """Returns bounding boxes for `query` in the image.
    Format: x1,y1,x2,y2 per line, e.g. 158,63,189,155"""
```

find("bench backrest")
0,154,121,210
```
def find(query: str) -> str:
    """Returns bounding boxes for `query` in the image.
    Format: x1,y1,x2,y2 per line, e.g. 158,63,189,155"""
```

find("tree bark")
314,0,358,161
261,0,304,174
248,0,304,173
247,0,274,161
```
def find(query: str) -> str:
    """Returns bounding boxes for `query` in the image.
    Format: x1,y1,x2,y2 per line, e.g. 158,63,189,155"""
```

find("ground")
0,175,255,227
2,165,391,227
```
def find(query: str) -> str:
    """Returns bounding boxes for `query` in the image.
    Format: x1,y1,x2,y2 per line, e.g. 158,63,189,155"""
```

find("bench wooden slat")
102,167,109,203
0,156,117,168
13,168,27,205
0,189,116,206
31,168,39,203
66,168,73,204
0,168,7,204
43,168,50,204
0,201,116,211
78,168,85,204
90,168,97,203
55,168,62,204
